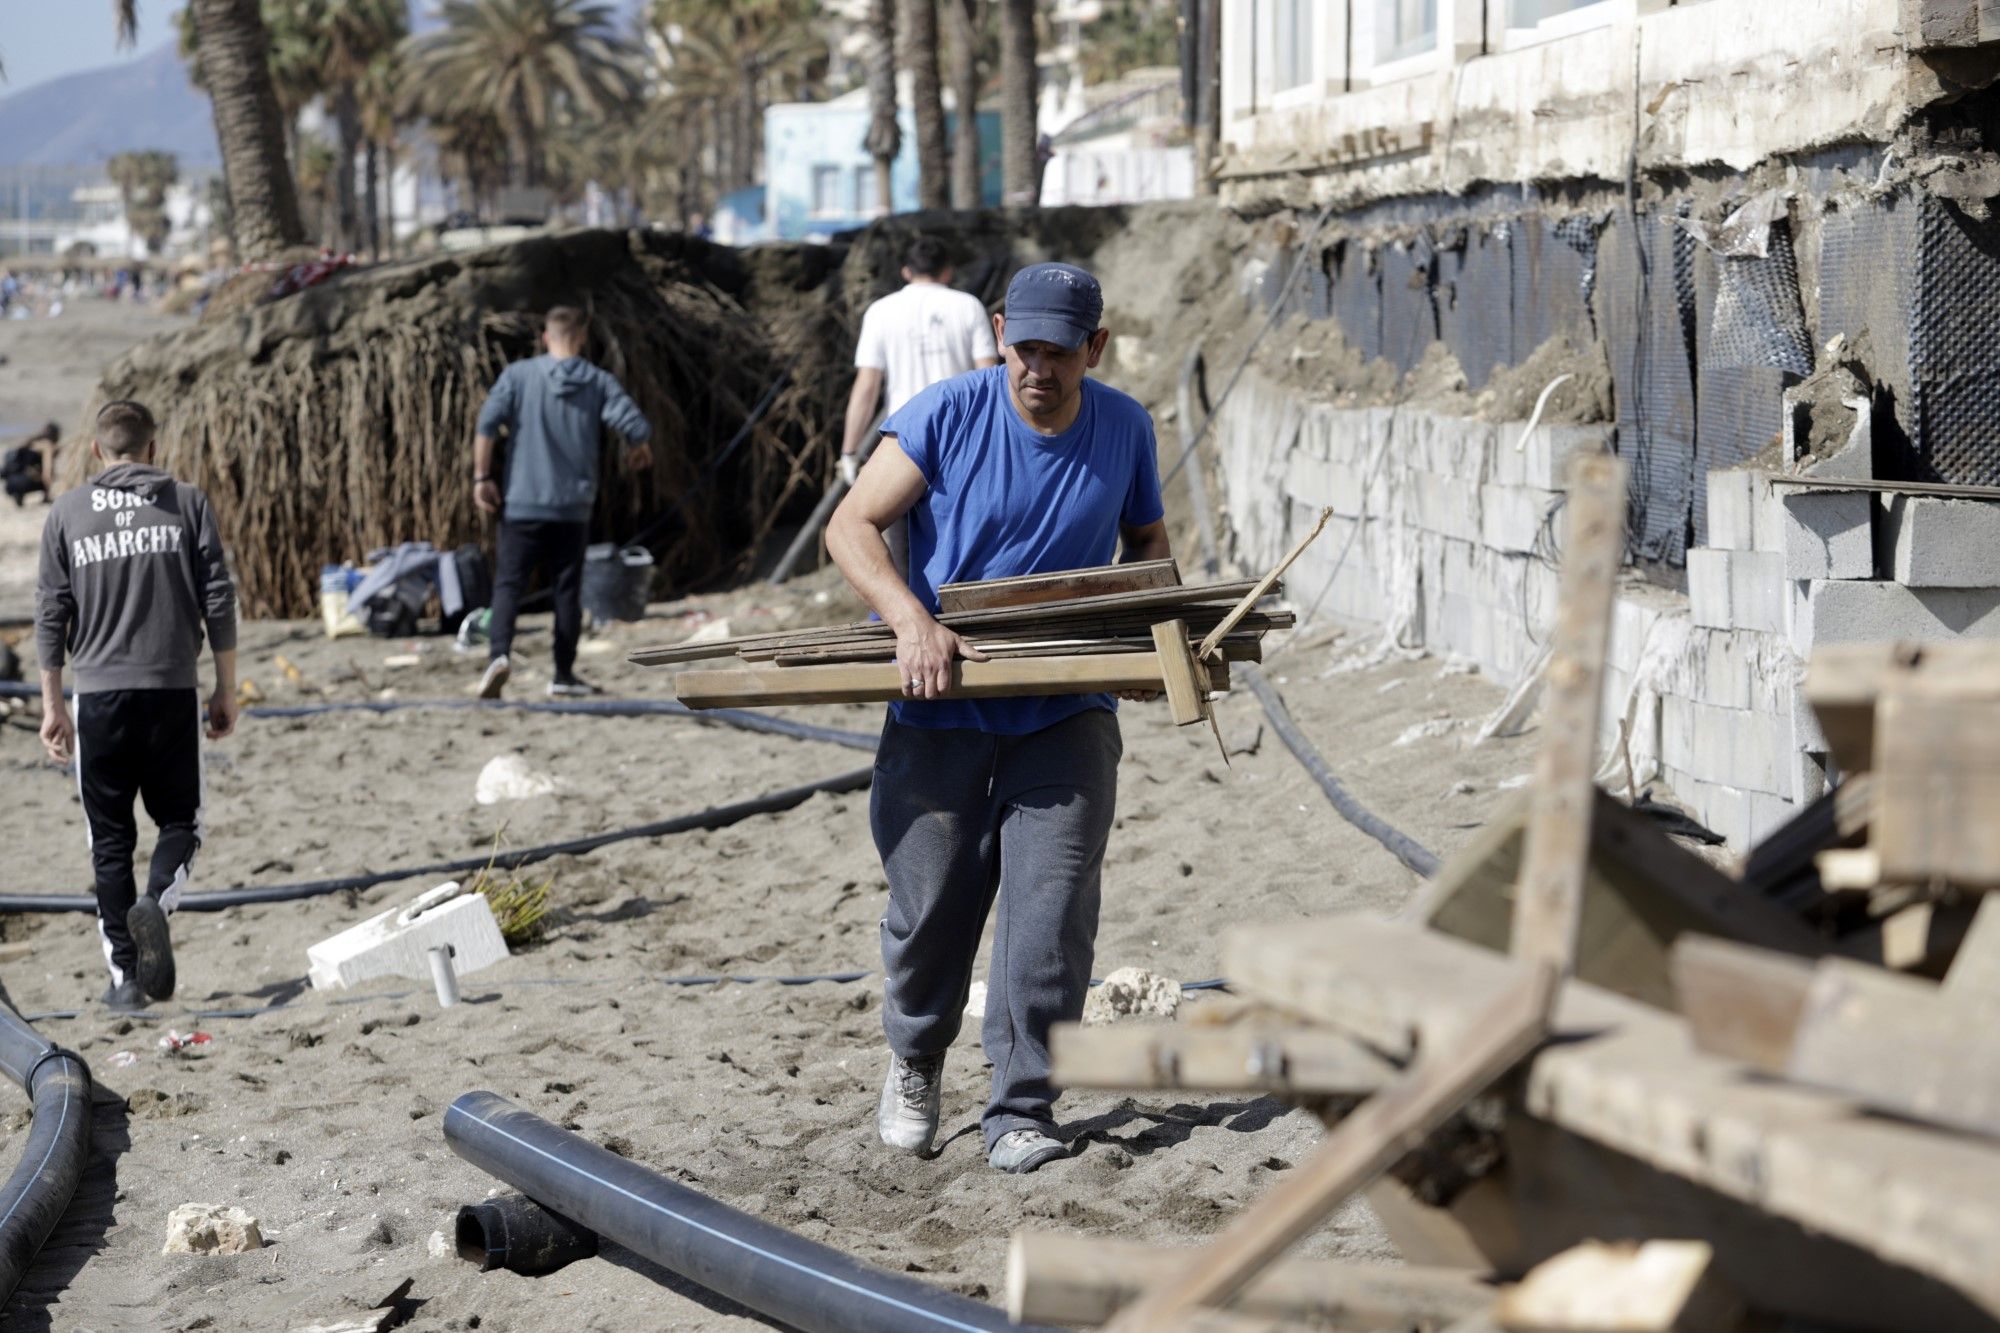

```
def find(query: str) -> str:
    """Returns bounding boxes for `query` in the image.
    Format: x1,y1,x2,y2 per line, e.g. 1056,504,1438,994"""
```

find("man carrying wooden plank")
827,261,1171,1174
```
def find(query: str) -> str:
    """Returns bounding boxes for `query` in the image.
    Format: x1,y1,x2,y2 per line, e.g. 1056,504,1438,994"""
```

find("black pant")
489,519,587,680
76,689,202,984
5,472,45,505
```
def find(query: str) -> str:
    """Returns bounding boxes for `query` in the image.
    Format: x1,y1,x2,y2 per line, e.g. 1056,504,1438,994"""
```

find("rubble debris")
1082,968,1181,1025
474,754,563,805
162,1203,264,1255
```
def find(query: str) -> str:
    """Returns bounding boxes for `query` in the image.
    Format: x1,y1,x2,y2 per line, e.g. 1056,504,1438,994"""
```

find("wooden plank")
1409,791,1825,1011
1945,894,2000,999
1875,682,2000,887
767,633,1268,667
1048,1020,1392,1096
1669,936,1815,1068
1005,1231,1493,1328
1511,453,1626,974
1231,915,2000,1318
1195,508,1330,660
1837,895,1979,976
1102,963,1556,1331
937,559,1180,613
1785,957,2000,1142
1767,473,2000,501
1801,641,2000,778
1153,619,1209,726
1493,1240,1742,1333
672,652,1230,709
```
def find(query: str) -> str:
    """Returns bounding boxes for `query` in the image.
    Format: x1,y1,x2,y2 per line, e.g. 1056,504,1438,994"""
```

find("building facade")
764,91,1004,242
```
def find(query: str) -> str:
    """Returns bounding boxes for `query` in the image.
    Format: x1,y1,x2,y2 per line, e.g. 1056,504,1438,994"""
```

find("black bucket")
582,543,653,623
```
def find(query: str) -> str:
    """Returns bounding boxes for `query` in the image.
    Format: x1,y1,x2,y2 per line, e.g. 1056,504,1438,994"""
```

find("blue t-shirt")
881,366,1165,735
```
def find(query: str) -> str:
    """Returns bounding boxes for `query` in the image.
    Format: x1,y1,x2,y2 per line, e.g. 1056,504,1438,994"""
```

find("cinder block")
1879,494,2000,587
1689,549,1786,634
1518,423,1615,491
1801,579,2000,646
1410,471,1482,539
307,881,510,991
1706,468,1760,553
1746,791,1796,847
1480,484,1561,554
1781,489,1873,581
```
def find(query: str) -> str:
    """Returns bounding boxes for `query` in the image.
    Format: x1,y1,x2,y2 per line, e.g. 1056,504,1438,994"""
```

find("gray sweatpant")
871,707,1122,1149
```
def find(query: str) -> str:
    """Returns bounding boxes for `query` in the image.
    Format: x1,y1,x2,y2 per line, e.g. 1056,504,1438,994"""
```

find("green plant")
468,828,556,945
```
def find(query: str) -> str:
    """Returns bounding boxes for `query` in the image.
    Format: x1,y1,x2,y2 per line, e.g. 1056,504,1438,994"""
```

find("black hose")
0,766,875,914
0,682,878,753
1239,663,1441,879
0,1006,91,1307
444,1092,1046,1333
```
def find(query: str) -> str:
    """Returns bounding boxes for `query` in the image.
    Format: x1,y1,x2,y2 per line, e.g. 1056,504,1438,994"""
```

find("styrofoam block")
1687,549,1733,629
1480,484,1561,554
1781,489,1873,581
1746,790,1796,847
1516,423,1615,491
1801,579,2000,646
1706,469,1759,553
307,881,510,991
1879,494,2000,588
1410,471,1482,538
1696,700,1791,797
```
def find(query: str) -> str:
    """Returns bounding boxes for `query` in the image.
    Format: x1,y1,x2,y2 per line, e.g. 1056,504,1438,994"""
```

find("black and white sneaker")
477,654,511,700
546,676,601,699
127,894,176,1001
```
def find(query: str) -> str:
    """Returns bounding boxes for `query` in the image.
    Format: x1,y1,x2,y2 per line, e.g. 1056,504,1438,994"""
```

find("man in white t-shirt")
840,235,998,488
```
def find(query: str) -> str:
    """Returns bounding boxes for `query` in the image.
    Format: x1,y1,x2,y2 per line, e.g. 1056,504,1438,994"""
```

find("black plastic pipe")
0,766,874,914
444,1092,1044,1333
0,682,878,753
456,1192,599,1276
1239,663,1441,879
0,1006,91,1307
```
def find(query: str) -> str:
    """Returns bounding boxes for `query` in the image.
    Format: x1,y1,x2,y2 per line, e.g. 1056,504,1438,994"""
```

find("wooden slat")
1945,895,2000,998
937,558,1180,613
1048,1020,1392,1096
1153,618,1208,725
767,633,1268,668
1103,963,1556,1331
1785,957,2000,1143
1195,508,1330,660
1670,935,1816,1068
1510,453,1626,974
672,652,1230,709
1875,682,2000,887
1005,1232,1492,1328
1493,1240,1742,1333
1228,915,2000,1318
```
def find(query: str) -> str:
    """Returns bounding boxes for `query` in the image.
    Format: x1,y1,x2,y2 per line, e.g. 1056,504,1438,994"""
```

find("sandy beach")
0,292,1541,1332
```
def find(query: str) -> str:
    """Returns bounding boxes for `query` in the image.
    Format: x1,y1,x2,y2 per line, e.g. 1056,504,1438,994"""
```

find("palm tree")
168,0,312,259
863,0,900,217
406,0,641,192
941,0,987,209
107,150,179,255
357,50,404,257
321,0,408,254
902,0,948,211
999,0,1037,206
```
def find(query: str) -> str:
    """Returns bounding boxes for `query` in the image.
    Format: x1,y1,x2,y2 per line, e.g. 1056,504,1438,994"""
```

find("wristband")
474,474,492,483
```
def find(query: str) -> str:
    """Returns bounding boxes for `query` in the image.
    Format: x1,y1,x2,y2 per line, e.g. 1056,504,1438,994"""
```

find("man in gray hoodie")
36,399,238,1011
472,306,653,699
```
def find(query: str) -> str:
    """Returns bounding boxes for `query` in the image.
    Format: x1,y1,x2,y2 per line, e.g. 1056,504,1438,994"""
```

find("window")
810,165,842,218
1508,0,1611,24
1376,0,1438,62
1268,0,1314,92
853,163,880,217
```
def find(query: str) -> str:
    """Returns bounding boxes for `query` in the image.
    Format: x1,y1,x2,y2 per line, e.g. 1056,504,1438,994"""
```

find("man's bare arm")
840,367,886,461
974,356,999,369
1120,518,1172,564
826,438,987,700
38,667,71,763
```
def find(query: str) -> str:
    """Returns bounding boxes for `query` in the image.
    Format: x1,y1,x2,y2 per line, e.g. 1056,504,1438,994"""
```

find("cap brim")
1001,316,1093,351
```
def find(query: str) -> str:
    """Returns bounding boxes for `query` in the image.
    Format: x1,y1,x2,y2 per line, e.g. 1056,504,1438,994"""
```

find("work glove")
838,454,860,487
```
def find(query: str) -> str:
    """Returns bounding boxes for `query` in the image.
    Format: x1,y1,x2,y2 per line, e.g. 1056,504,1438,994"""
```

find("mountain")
0,42,217,169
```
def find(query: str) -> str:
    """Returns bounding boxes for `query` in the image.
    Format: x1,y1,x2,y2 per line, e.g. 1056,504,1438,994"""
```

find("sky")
0,3,184,93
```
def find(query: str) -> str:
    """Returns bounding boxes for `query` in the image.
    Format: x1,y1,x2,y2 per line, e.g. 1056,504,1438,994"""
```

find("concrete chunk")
164,1204,264,1255
1879,494,2000,588
307,881,510,992
1781,489,1873,581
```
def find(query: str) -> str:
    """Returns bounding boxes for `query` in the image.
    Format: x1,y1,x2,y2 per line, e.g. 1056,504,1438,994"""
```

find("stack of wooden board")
631,560,1292,718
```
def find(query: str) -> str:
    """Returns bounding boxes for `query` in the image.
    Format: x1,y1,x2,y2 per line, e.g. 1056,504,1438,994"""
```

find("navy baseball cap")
1002,262,1103,350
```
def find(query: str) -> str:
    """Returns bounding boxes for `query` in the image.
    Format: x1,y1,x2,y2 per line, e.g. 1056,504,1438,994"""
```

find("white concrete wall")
1218,0,1914,207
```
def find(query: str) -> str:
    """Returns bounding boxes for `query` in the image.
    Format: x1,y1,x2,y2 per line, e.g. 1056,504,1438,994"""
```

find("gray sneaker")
477,654,511,700
877,1052,945,1155
988,1128,1067,1174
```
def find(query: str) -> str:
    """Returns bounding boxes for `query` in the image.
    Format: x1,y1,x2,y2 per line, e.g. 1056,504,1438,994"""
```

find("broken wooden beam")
1493,1240,1742,1333
1005,1231,1493,1328
937,558,1180,613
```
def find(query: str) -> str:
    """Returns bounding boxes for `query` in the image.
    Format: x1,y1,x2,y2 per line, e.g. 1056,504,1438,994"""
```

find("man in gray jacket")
472,306,653,698
36,399,238,1011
